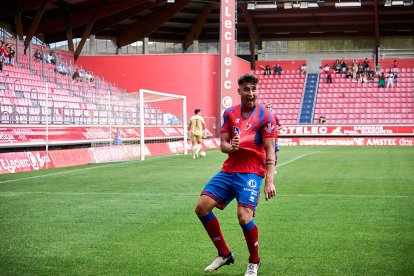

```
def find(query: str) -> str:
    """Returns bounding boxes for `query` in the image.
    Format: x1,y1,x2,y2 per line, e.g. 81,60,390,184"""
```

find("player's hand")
264,183,276,201
231,135,240,151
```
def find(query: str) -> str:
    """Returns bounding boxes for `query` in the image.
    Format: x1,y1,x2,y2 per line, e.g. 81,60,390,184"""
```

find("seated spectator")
8,45,15,66
319,116,326,124
326,68,332,83
367,71,375,82
363,58,370,72
0,52,4,72
323,64,330,73
378,73,385,88
340,58,347,73
260,65,271,75
334,59,341,73
72,69,81,82
34,49,42,61
345,68,353,79
55,64,69,75
375,63,382,76
273,64,283,75
386,71,394,88
300,64,308,75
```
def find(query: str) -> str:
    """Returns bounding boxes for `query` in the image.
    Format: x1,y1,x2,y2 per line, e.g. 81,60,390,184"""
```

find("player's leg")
235,173,262,276
195,195,234,272
191,135,197,159
195,136,202,157
274,141,280,174
195,172,236,272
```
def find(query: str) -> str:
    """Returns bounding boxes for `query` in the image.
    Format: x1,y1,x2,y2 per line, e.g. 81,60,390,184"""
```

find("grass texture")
0,146,413,275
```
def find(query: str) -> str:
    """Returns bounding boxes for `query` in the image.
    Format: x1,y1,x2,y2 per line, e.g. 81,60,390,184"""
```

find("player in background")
194,74,277,276
188,108,206,159
265,103,282,174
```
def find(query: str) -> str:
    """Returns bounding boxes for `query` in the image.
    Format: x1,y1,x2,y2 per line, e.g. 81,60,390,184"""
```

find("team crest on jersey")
244,122,252,131
233,126,241,136
264,123,276,134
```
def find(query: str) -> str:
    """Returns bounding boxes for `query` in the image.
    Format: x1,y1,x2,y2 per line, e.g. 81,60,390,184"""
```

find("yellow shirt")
189,115,205,136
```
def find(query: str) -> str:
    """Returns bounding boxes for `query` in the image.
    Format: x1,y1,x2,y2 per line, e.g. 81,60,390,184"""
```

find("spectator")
273,64,283,75
393,60,398,74
375,63,382,76
386,71,394,88
0,52,4,72
3,44,10,66
363,58,370,72
8,45,15,66
319,116,326,124
393,73,398,85
345,68,353,79
323,64,330,74
334,59,341,73
340,58,347,73
352,59,358,78
300,64,308,75
326,68,333,83
378,73,385,88
260,65,271,75
72,69,81,82
34,49,42,61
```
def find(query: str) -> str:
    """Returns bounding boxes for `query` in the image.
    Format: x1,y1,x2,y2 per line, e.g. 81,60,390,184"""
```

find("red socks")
198,212,231,257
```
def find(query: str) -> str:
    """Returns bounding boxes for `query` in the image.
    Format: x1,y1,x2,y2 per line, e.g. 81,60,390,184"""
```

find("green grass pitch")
0,146,413,275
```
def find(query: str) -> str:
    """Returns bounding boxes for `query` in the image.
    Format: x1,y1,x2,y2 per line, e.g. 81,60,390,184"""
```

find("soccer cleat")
244,262,261,276
204,253,235,273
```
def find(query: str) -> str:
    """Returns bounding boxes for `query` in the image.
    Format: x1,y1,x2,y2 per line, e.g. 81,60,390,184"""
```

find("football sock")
198,212,231,257
241,220,260,263
196,144,202,154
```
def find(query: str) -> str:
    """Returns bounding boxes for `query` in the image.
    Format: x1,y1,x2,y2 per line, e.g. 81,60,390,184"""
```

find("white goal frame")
139,89,188,160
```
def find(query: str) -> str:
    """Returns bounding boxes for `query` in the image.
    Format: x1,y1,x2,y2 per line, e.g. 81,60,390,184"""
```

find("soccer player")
265,103,282,174
194,74,277,276
188,108,206,159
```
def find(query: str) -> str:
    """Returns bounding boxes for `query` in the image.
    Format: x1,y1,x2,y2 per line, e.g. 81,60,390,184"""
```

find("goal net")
89,88,187,162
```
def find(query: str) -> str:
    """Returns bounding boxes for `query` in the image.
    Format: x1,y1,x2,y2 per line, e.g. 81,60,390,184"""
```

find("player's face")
238,83,258,109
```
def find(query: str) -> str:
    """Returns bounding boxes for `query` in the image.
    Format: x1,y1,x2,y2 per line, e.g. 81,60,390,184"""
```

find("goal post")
139,88,188,160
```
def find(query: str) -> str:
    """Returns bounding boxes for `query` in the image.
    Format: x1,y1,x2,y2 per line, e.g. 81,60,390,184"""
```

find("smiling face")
238,82,258,111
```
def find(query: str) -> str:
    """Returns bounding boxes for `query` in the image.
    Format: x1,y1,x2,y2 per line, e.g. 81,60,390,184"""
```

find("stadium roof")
1,0,413,52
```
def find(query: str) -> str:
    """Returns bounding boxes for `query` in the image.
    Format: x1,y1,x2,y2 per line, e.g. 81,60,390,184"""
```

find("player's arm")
263,137,276,201
220,132,239,154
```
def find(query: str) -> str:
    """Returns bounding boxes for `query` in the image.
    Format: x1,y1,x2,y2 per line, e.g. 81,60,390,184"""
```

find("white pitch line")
277,151,321,168
0,191,412,199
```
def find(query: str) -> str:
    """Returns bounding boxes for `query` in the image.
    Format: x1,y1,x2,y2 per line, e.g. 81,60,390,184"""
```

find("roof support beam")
374,0,380,65
74,12,97,60
183,3,213,51
239,3,263,50
35,0,146,35
24,0,50,55
65,8,74,53
118,0,190,48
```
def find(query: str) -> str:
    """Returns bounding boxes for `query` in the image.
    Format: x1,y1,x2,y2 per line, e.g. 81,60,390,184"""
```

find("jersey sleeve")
261,110,277,139
220,109,232,134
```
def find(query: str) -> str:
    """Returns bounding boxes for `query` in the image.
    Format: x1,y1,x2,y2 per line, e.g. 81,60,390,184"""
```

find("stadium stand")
0,48,171,126
315,61,414,125
254,70,306,125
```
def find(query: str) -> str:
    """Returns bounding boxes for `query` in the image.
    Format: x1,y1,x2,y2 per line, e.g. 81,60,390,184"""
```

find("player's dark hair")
195,108,201,114
238,74,258,86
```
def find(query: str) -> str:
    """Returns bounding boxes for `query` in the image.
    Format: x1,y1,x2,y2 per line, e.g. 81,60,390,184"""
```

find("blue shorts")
201,171,263,212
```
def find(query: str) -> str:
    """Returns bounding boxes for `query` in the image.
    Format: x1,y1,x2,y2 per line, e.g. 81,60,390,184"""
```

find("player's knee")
237,208,253,225
194,203,209,217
